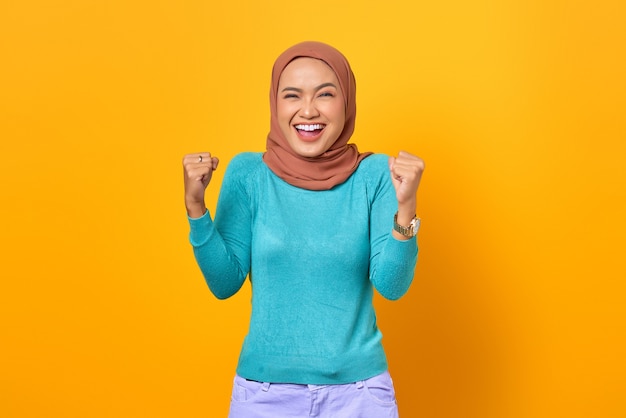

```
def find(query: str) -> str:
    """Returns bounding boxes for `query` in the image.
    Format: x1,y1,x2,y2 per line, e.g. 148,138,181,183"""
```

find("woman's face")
276,57,346,158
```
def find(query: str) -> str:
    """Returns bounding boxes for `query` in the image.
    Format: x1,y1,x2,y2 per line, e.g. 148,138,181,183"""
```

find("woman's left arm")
369,151,425,300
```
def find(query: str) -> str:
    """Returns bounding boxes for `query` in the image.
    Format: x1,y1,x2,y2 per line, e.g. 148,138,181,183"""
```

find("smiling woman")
262,42,371,192
182,41,425,418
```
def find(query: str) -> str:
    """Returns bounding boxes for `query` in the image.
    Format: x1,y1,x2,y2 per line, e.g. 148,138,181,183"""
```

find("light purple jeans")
227,370,399,418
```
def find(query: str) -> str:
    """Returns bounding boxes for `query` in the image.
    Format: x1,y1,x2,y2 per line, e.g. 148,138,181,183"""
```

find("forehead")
278,57,339,85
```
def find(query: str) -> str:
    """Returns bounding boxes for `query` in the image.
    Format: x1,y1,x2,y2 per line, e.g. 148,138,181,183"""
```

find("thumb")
388,156,395,171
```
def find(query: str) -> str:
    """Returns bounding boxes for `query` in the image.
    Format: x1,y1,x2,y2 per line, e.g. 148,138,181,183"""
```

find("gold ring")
198,155,203,162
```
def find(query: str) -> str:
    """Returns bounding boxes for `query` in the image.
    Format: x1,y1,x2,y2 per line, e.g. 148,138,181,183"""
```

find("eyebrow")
280,82,337,93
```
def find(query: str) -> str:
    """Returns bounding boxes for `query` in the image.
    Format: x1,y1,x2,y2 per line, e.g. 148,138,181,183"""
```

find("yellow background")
1,0,624,417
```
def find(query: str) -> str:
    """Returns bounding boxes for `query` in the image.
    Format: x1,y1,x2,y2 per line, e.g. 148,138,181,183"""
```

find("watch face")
411,218,421,234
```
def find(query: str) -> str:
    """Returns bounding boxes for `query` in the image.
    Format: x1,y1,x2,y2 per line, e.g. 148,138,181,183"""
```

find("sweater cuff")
388,234,418,259
188,209,214,246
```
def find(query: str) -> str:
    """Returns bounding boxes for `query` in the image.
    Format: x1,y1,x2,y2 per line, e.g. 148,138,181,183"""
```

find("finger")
196,153,211,163
396,150,421,161
395,152,424,166
183,156,219,176
185,160,218,174
392,162,425,176
183,152,213,165
392,157,425,173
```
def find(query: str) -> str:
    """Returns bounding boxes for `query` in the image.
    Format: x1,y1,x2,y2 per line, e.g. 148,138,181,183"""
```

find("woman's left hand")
388,151,425,209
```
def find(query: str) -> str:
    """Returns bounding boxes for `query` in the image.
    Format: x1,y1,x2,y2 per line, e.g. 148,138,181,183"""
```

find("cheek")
275,107,292,137
276,98,296,116
275,104,287,121
329,101,346,125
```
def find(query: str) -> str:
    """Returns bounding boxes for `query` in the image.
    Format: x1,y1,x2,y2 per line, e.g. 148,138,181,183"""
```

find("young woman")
183,41,424,417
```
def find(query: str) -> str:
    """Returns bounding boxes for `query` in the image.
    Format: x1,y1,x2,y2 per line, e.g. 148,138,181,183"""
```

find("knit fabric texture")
188,152,418,384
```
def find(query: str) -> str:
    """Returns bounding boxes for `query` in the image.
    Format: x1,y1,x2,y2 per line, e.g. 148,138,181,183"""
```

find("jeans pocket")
364,371,397,405
231,375,265,402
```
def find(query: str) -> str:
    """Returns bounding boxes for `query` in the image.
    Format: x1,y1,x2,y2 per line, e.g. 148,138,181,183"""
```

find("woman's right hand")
182,153,219,218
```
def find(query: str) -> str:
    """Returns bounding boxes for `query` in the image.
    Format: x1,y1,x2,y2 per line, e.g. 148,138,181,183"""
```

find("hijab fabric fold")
263,41,372,191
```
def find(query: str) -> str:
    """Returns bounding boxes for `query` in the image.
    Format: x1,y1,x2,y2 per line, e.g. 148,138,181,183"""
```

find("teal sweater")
188,152,418,384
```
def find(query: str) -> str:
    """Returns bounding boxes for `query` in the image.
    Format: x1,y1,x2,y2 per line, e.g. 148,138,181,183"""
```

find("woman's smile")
294,123,326,141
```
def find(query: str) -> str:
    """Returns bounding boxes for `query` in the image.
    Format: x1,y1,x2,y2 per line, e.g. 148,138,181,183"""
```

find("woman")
183,41,424,417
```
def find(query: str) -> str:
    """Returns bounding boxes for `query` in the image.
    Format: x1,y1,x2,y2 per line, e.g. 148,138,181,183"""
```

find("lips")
294,123,325,141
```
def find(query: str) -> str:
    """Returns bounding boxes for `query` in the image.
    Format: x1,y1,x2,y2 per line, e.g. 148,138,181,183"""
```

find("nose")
299,99,319,119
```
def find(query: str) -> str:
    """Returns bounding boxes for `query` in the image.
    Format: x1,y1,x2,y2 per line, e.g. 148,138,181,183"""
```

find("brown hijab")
262,41,372,190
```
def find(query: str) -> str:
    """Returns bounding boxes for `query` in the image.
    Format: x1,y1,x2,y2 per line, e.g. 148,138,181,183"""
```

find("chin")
296,149,324,158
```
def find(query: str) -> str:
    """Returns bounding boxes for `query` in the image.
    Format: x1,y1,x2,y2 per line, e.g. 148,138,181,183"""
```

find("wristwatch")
393,212,421,237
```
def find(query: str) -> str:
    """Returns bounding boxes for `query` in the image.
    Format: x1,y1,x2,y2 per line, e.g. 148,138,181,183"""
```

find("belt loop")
261,382,270,392
356,380,364,389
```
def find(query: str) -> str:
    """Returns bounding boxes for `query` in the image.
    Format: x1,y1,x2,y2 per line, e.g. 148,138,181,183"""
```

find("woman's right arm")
183,153,251,299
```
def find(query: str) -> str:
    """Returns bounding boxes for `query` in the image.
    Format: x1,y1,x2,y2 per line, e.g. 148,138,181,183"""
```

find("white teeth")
295,124,324,131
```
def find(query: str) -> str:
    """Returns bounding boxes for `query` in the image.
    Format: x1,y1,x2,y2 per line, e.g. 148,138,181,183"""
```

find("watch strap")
393,212,421,237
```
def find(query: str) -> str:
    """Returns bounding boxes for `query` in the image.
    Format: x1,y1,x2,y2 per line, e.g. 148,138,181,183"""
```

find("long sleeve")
367,161,419,300
188,155,253,299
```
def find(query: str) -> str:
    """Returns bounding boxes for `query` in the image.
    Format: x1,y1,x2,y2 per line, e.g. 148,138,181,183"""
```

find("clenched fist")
388,151,425,239
182,153,219,218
